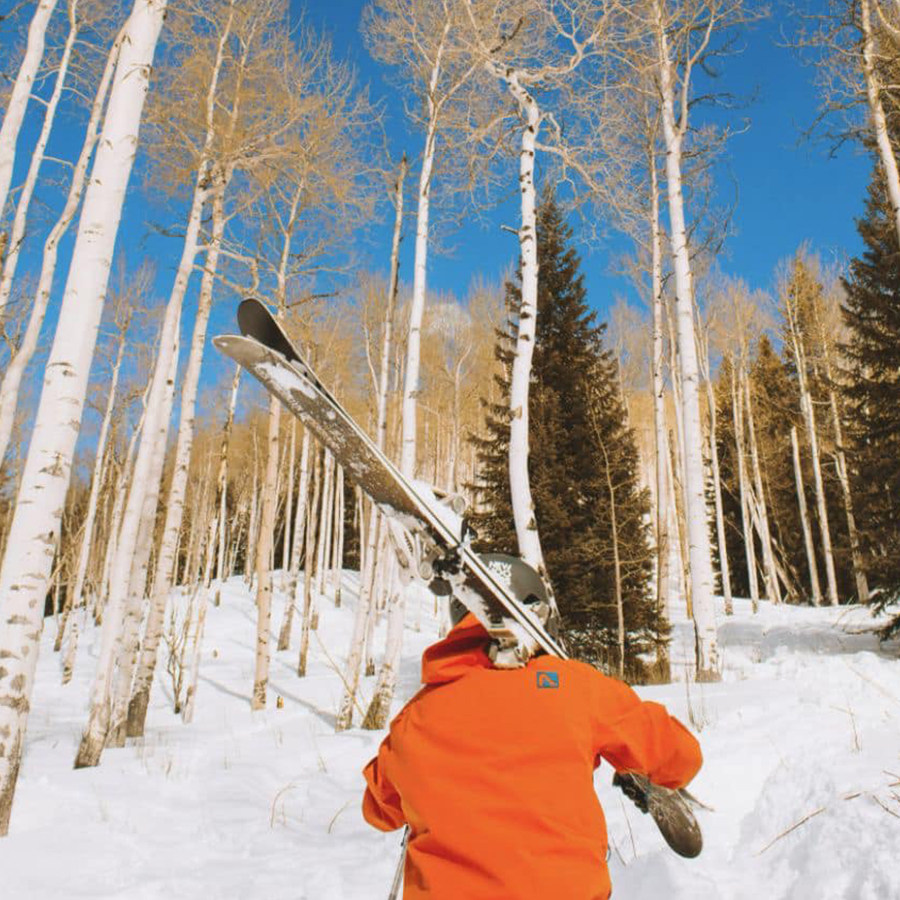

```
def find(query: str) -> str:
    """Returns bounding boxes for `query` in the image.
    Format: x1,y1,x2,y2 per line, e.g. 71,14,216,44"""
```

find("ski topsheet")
214,298,566,658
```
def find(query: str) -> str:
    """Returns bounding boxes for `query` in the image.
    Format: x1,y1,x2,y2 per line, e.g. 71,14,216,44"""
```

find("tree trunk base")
0,733,23,836
251,681,266,710
126,690,150,738
361,694,388,730
694,667,720,684
74,733,103,769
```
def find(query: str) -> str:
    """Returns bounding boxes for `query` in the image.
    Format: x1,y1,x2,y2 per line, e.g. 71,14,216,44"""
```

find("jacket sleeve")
590,672,702,790
362,733,406,832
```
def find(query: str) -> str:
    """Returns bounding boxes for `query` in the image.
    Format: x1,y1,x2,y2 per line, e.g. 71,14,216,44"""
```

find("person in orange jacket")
362,554,702,900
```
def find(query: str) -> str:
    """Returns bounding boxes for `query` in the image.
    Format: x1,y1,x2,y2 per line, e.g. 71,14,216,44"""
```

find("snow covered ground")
3,575,899,899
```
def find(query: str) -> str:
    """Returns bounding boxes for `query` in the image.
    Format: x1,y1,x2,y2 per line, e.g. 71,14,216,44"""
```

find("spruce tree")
469,193,657,677
842,164,900,637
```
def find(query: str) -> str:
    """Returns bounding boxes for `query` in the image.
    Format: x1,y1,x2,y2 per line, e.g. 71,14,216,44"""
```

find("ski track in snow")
3,577,899,899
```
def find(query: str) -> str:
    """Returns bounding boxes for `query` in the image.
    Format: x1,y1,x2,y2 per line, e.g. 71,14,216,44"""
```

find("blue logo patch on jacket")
536,671,559,689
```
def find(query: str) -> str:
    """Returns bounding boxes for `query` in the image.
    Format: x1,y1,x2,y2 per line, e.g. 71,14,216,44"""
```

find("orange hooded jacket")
362,615,702,900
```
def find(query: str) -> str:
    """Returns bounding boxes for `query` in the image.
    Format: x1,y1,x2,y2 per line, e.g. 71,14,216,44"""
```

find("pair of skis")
214,300,704,864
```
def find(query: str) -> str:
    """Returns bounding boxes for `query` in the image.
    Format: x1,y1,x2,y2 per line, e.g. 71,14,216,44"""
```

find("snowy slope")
2,576,899,899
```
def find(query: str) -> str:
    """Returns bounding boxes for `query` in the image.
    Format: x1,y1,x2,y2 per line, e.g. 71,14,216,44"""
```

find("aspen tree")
0,0,60,223
297,448,322,678
129,0,302,730
282,419,296,578
332,465,345,606
791,425,822,605
730,361,759,609
104,346,178,749
77,333,178,764
252,394,280,709
781,258,840,606
361,561,404,730
127,183,230,736
0,16,126,466
815,274,869,602
858,0,900,242
649,0,763,677
364,0,479,481
0,0,80,317
81,0,256,757
56,265,146,656
336,162,406,730
216,366,242,593
182,499,219,725
277,425,310,649
462,0,609,582
697,315,733,613
743,367,782,604
0,0,167,830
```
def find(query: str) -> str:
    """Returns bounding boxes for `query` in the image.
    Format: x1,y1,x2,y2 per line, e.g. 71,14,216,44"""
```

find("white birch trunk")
245,438,260,589
731,362,759,611
699,329,733,614
743,370,782,604
649,160,673,666
0,0,78,316
76,227,193,765
79,42,224,756
0,0,60,225
785,300,840,606
126,180,227,737
0,21,124,465
106,346,177,748
791,425,822,606
400,34,446,479
0,0,166,828
814,299,868,602
332,465,345,607
364,515,388,677
252,396,281,709
362,563,404,730
657,9,719,678
94,389,149,629
504,71,549,580
316,451,335,604
297,449,322,678
278,427,310,651
181,514,218,725
56,327,126,656
337,155,406,730
860,0,900,245
665,296,691,612
215,366,241,592
800,384,839,605
282,419,296,579
828,389,868,602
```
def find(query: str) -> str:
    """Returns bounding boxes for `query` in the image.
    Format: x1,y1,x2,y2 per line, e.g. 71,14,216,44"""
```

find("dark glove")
613,772,650,814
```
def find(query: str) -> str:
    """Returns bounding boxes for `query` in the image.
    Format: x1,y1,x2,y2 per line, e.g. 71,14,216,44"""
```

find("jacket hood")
421,613,493,685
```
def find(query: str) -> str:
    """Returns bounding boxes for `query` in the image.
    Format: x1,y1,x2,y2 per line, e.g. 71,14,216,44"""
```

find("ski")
214,298,566,659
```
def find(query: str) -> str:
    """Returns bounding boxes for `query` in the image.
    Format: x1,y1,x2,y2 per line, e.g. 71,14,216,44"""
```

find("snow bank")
2,580,898,899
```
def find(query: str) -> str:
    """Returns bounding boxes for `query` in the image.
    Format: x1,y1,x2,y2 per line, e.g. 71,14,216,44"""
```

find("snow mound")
2,579,899,899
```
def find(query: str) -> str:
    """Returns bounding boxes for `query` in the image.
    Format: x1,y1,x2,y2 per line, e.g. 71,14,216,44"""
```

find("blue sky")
292,0,872,319
0,0,875,452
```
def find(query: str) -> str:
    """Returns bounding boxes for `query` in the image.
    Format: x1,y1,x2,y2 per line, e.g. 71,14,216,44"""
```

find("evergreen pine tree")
842,163,900,637
469,193,657,677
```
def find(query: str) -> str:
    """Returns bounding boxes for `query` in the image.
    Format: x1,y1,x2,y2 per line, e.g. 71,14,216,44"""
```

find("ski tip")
212,333,262,365
237,297,270,336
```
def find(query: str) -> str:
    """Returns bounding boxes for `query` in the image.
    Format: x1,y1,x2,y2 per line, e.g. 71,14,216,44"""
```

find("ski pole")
388,827,409,900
